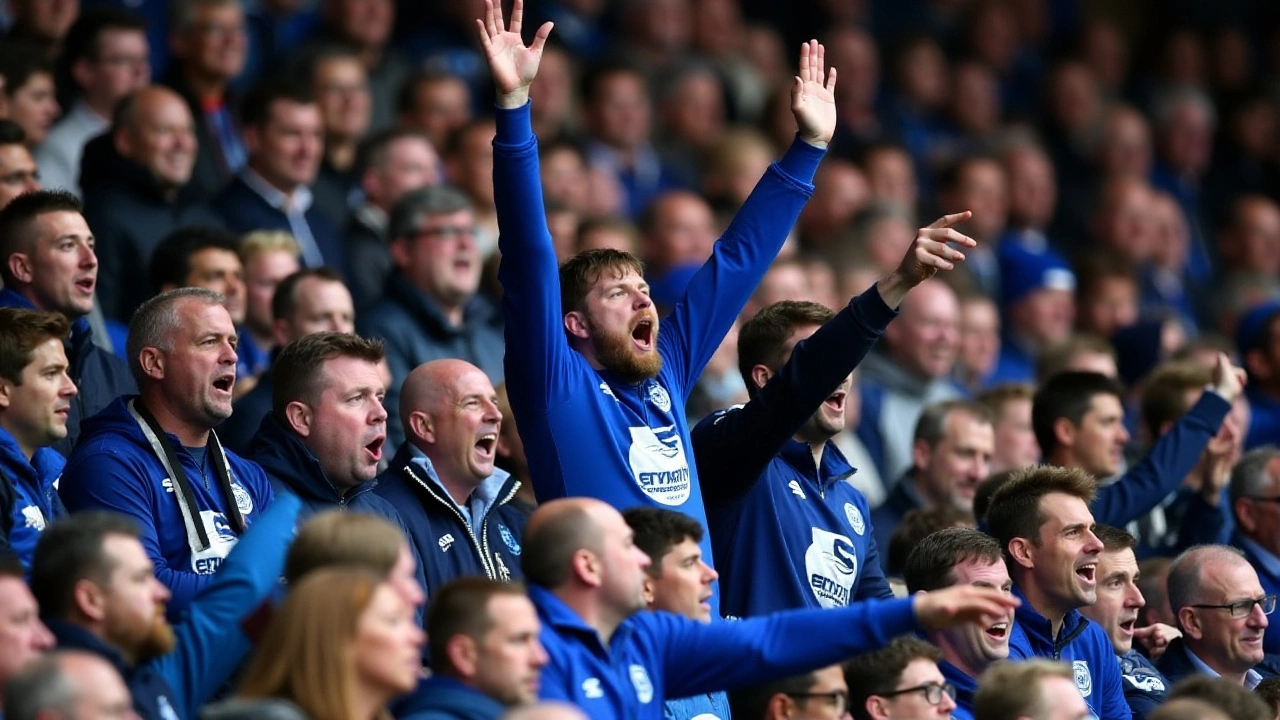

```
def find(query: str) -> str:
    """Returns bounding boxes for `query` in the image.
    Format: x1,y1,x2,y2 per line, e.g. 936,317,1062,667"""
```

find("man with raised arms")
482,0,836,613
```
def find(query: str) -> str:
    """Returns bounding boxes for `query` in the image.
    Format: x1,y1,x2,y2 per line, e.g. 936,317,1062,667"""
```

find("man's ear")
0,379,12,411
1178,607,1203,640
72,579,107,623
1007,536,1035,571
866,695,892,720
750,364,773,392
444,634,479,679
408,410,435,444
641,574,656,607
138,346,166,381
911,438,932,474
8,252,34,285
1052,416,1077,453
389,237,411,272
242,125,262,158
564,311,590,341
284,401,313,437
765,693,797,720
1235,497,1259,535
570,548,602,588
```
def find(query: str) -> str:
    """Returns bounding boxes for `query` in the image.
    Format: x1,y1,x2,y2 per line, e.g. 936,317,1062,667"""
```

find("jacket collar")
778,438,856,488
0,426,63,489
1012,583,1090,649
940,660,979,710
391,443,517,522
0,289,92,343
46,619,132,676
528,584,631,658
249,413,376,504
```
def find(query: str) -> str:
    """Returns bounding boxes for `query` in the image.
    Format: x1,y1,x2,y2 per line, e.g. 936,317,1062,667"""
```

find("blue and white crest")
648,383,672,413
499,523,522,554
844,503,865,535
1073,660,1092,697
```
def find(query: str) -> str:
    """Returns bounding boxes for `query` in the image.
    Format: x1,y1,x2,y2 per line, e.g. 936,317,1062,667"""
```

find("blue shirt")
1186,645,1263,689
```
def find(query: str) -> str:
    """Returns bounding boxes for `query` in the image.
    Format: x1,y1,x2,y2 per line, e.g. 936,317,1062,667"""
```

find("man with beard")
1078,525,1171,720
60,289,275,619
483,0,837,613
987,466,1133,720
693,213,975,616
29,495,301,720
901,528,1014,720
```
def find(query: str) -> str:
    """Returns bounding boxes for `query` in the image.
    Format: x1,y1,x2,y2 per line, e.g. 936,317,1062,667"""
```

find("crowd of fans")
1,0,1280,718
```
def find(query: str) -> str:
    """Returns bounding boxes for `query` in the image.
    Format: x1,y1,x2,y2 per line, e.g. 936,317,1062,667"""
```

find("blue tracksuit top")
60,397,274,617
494,101,823,618
1246,386,1280,450
1007,586,1132,720
393,675,506,720
0,427,67,569
939,660,978,720
48,493,300,720
694,288,896,617
1117,649,1169,720
664,692,731,720
374,443,528,590
529,584,916,719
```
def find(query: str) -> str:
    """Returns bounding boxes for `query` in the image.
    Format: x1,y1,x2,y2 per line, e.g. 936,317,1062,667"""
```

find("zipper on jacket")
405,464,505,579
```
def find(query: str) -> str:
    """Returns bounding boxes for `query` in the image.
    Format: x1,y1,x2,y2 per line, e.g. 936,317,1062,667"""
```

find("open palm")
791,40,838,148
476,0,552,104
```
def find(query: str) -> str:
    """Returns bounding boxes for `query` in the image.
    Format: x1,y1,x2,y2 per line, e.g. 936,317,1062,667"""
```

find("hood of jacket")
0,426,64,494
392,676,505,720
247,412,378,506
1013,583,1091,653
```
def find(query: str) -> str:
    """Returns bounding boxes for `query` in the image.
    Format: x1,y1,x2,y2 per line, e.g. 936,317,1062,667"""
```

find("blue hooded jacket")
1117,649,1169,720
0,289,136,457
665,693,731,720
694,287,896,617
530,584,917,718
393,676,506,720
375,443,527,590
61,397,274,617
0,427,67,569
47,493,300,720
494,103,823,617
1007,586,1132,720
940,660,978,720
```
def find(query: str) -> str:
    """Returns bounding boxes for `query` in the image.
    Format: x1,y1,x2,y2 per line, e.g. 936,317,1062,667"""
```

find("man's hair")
902,527,1004,593
1036,334,1117,383
913,399,994,446
241,75,314,130
1032,371,1125,457
986,466,1098,560
887,507,975,578
558,249,646,317
0,119,26,147
271,332,384,417
169,0,240,33
622,507,703,579
0,190,84,286
0,309,69,385
1073,249,1137,300
974,660,1073,720
0,44,53,99
270,267,345,323
426,577,529,677
728,671,818,720
1253,677,1280,716
737,301,835,398
521,505,604,589
975,383,1035,423
284,511,405,584
580,57,645,106
1167,544,1247,617
240,230,300,264
973,470,1019,524
30,512,141,620
1136,557,1172,627
1140,361,1212,440
1167,676,1270,720
1229,446,1280,520
126,287,226,385
355,127,433,177
3,652,80,720
1147,698,1231,720
1094,524,1136,553
61,7,147,67
149,225,241,292
844,636,942,720
443,119,494,159
395,70,466,116
386,184,474,242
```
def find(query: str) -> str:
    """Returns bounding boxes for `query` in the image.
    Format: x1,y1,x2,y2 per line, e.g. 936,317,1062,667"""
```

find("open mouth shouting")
364,434,386,463
631,317,655,352
1075,562,1097,588
824,389,847,415
211,372,235,399
1118,615,1137,638
985,621,1010,643
74,276,96,296
475,432,498,460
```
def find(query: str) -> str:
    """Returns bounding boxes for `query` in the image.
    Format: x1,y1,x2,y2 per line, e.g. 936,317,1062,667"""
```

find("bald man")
522,496,1019,716
83,85,225,322
4,650,138,720
376,358,529,591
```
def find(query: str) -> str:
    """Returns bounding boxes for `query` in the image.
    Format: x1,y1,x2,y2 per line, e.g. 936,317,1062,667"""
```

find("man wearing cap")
988,242,1077,385
1238,301,1280,450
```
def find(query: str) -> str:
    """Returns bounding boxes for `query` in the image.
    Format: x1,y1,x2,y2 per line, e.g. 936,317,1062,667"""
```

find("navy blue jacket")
0,427,67,569
211,175,347,277
870,475,921,554
374,443,527,590
48,494,300,720
246,412,404,525
694,288,895,616
393,676,505,720
494,103,822,617
1118,649,1169,720
940,660,977,720
61,397,274,616
531,585,916,717
217,368,274,456
358,274,506,453
1007,585,1132,720
0,289,136,457
1157,635,1280,687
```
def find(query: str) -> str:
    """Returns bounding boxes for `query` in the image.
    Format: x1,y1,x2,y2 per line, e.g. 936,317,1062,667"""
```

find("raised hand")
791,40,837,149
912,584,1020,630
476,0,553,109
877,210,977,308
1210,351,1248,402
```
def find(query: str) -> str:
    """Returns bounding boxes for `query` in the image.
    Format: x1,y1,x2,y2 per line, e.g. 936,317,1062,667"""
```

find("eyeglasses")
787,691,849,715
878,682,957,706
1190,594,1277,618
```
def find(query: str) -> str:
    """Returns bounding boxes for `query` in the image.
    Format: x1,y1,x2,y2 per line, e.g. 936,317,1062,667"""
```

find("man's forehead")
1038,492,1093,525
952,557,1009,583
1098,548,1138,575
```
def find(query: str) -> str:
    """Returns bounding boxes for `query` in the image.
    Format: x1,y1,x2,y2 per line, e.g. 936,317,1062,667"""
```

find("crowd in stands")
2,0,1280,718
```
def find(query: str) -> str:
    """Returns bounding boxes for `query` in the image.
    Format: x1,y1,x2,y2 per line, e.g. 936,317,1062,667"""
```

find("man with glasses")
358,184,505,453
1160,544,1275,687
727,665,849,720
843,636,956,720
987,466,1133,720
1077,525,1171,720
0,121,39,209
1230,446,1280,654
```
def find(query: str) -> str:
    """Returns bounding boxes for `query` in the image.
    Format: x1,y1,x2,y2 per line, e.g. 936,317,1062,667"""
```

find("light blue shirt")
1185,646,1263,689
